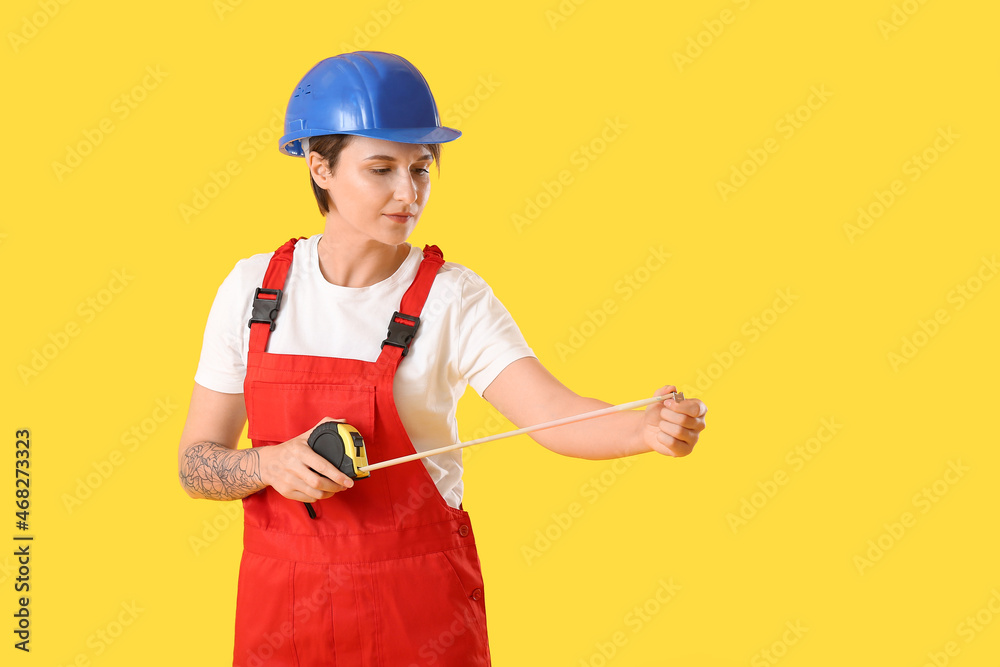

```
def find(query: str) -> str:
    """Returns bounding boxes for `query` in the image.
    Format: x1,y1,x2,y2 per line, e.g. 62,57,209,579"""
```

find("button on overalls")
234,238,491,667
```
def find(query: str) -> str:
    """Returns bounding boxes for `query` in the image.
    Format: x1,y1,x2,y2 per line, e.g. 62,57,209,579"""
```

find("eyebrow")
363,153,433,162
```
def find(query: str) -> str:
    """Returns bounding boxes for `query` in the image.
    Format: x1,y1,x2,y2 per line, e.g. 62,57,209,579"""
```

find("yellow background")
3,0,999,665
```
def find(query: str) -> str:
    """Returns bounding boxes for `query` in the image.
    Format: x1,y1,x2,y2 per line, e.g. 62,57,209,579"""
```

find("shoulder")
429,256,494,306
438,259,478,284
431,244,494,289
218,235,319,296
215,251,271,303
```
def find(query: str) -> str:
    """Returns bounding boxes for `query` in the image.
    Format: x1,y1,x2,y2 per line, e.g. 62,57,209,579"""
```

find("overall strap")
376,245,445,369
248,237,303,354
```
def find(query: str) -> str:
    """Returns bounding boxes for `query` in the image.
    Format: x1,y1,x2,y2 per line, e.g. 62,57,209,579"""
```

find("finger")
282,489,313,502
662,396,696,416
649,433,694,458
663,397,707,419
288,487,324,502
658,406,703,430
659,433,694,457
286,484,345,502
303,477,347,500
301,465,345,491
299,451,356,490
657,420,701,447
276,441,354,491
314,485,348,501
290,466,347,500
298,425,358,488
652,385,678,400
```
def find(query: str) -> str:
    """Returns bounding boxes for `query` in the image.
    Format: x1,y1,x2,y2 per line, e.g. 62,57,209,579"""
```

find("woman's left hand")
642,385,707,457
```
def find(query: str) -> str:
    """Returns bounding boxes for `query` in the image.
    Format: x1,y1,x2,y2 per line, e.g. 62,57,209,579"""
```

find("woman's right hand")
257,418,356,502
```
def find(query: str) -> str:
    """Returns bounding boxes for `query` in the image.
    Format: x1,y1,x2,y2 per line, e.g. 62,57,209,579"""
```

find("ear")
307,151,333,186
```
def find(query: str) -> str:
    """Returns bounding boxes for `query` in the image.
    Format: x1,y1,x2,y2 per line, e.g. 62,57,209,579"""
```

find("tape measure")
305,393,683,485
301,393,682,519
307,422,371,480
303,422,370,519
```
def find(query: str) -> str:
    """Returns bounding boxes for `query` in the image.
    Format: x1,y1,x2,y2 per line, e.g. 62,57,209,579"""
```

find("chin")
382,224,417,245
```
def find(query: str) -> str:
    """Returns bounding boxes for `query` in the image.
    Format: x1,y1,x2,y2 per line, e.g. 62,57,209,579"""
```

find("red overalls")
234,238,491,667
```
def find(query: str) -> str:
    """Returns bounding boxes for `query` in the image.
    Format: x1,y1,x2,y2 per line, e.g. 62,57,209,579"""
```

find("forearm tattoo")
179,442,263,500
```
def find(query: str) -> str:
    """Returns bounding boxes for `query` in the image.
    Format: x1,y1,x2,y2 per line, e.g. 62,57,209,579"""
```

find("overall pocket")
247,382,376,446
371,549,491,666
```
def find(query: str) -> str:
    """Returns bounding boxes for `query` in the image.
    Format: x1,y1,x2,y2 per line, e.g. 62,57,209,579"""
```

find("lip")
383,213,414,223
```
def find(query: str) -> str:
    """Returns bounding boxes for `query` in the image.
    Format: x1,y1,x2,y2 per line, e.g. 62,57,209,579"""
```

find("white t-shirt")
194,234,535,509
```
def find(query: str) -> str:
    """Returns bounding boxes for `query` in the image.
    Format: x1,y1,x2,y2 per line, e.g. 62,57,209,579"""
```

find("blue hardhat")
279,51,461,157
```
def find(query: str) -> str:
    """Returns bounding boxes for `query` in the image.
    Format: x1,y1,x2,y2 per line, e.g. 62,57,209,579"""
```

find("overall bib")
234,239,491,667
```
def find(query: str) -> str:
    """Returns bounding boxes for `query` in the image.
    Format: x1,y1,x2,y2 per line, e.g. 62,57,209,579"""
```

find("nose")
393,171,418,204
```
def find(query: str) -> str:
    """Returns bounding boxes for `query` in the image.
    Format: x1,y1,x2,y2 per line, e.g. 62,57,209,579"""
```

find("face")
308,136,434,247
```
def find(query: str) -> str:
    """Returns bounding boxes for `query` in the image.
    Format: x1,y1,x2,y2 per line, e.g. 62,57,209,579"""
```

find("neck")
316,233,409,288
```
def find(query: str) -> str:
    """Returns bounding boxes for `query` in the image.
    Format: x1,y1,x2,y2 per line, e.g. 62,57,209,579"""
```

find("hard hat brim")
280,126,461,157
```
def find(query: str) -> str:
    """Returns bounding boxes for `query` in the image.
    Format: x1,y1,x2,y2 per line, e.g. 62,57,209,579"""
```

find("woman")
178,51,707,667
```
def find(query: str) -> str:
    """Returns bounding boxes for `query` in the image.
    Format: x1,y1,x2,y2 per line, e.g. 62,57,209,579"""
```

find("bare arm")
177,384,262,500
177,383,357,501
482,357,706,459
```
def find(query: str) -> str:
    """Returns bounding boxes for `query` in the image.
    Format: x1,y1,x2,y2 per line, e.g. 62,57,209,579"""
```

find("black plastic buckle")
247,288,282,331
380,311,420,356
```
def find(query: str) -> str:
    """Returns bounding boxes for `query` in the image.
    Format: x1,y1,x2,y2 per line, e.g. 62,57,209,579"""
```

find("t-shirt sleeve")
193,258,260,394
457,270,536,396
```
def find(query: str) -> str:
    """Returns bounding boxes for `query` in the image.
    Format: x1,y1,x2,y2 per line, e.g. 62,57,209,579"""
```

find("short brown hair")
307,135,442,216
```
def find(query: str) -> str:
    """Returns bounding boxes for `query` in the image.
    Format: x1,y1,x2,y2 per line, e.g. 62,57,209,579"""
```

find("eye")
369,168,391,175
412,166,431,176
